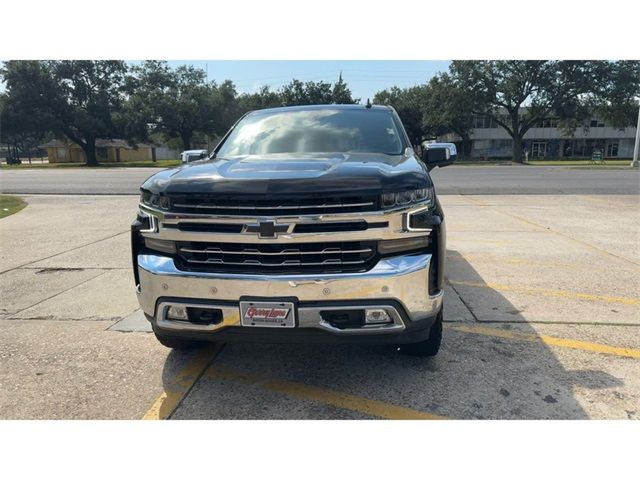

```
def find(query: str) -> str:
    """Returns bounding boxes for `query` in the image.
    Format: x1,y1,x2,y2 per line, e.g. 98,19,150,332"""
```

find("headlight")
140,190,170,210
381,187,433,209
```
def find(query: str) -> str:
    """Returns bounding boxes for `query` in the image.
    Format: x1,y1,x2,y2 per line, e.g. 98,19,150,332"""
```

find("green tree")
280,79,333,106
1,60,129,166
591,61,640,129
237,85,283,114
132,61,219,150
0,81,52,164
373,86,427,146
421,73,475,158
450,60,602,162
331,73,359,104
211,80,242,133
53,60,130,166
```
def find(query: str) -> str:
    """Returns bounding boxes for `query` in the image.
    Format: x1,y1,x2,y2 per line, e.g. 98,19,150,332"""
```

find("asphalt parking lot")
1,193,639,419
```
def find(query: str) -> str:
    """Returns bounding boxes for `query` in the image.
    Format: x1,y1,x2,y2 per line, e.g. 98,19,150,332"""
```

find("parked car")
180,149,208,163
132,104,455,356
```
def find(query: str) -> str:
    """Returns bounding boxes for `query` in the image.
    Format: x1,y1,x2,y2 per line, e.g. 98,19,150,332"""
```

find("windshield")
216,108,405,157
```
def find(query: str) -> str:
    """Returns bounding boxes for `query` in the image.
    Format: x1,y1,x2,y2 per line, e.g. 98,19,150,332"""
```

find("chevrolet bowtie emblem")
243,220,292,238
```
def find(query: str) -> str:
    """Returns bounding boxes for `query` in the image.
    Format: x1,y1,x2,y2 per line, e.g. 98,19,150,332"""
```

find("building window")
490,139,512,150
531,141,547,158
474,140,490,150
56,147,67,160
587,139,605,155
535,118,558,128
589,119,605,128
473,115,497,129
563,141,574,157
607,142,619,157
564,139,609,158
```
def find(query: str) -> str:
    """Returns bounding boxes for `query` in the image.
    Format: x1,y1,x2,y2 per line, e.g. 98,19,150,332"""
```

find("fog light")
166,306,188,320
365,308,391,324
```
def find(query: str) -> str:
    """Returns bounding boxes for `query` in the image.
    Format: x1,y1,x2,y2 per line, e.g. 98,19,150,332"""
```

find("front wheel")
399,310,442,357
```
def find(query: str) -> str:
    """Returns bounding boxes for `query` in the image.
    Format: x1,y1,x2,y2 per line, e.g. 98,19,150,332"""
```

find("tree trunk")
181,132,192,151
460,133,472,159
82,138,99,166
510,113,524,163
12,143,20,164
512,136,524,163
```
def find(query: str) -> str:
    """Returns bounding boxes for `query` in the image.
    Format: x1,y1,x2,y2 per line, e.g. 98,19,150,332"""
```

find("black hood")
141,152,431,197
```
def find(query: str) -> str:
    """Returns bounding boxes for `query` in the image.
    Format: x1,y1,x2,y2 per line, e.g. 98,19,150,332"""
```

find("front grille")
167,194,379,216
175,241,378,274
162,220,388,234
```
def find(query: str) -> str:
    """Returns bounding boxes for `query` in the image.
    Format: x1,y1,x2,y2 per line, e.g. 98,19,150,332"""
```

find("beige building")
40,139,161,163
439,111,638,159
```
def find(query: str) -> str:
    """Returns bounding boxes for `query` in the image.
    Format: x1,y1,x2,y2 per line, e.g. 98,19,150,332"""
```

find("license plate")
240,301,296,328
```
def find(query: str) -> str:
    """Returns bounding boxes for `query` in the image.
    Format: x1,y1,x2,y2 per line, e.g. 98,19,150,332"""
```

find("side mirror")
421,143,457,170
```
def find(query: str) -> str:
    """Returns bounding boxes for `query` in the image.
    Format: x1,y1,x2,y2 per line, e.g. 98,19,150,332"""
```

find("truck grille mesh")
175,241,378,274
167,194,378,216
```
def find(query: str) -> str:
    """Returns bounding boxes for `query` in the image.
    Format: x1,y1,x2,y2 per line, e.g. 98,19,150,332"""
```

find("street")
1,192,638,419
1,165,639,195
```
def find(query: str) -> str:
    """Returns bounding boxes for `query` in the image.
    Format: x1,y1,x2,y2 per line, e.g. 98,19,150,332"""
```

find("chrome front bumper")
136,252,443,335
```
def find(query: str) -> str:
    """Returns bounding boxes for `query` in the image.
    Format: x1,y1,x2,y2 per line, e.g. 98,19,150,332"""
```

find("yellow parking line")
448,279,640,306
142,344,223,420
446,324,640,359
447,237,511,245
459,195,640,268
448,253,590,270
206,365,449,420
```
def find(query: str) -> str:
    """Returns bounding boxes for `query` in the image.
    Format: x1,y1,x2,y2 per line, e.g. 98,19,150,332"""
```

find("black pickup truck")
132,104,455,356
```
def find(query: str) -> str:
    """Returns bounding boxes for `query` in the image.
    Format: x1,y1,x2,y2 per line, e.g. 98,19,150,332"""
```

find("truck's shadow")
161,250,623,419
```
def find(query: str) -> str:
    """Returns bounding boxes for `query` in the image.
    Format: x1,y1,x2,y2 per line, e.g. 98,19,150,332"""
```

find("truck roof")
249,104,393,115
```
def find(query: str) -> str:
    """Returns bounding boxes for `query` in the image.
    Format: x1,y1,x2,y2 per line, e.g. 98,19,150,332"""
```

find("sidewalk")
1,194,639,419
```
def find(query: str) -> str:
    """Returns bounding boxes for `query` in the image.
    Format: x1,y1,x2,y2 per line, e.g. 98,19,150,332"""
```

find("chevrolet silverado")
131,104,455,356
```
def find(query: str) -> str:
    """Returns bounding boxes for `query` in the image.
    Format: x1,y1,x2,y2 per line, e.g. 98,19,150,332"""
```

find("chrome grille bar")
172,201,374,211
184,258,368,266
179,246,373,256
174,240,378,274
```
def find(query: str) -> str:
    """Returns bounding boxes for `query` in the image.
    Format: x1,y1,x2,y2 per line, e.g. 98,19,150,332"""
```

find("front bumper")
136,252,443,344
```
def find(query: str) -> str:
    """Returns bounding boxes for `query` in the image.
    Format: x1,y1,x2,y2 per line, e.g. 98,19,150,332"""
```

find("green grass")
2,158,634,170
526,159,631,166
453,159,513,165
453,158,634,168
0,159,181,169
0,195,27,219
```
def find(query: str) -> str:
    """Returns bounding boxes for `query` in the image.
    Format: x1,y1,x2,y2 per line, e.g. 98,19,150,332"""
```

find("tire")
399,309,443,357
152,327,208,350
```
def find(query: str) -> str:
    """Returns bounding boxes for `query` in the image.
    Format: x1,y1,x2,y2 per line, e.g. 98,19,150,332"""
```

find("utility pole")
632,100,640,167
